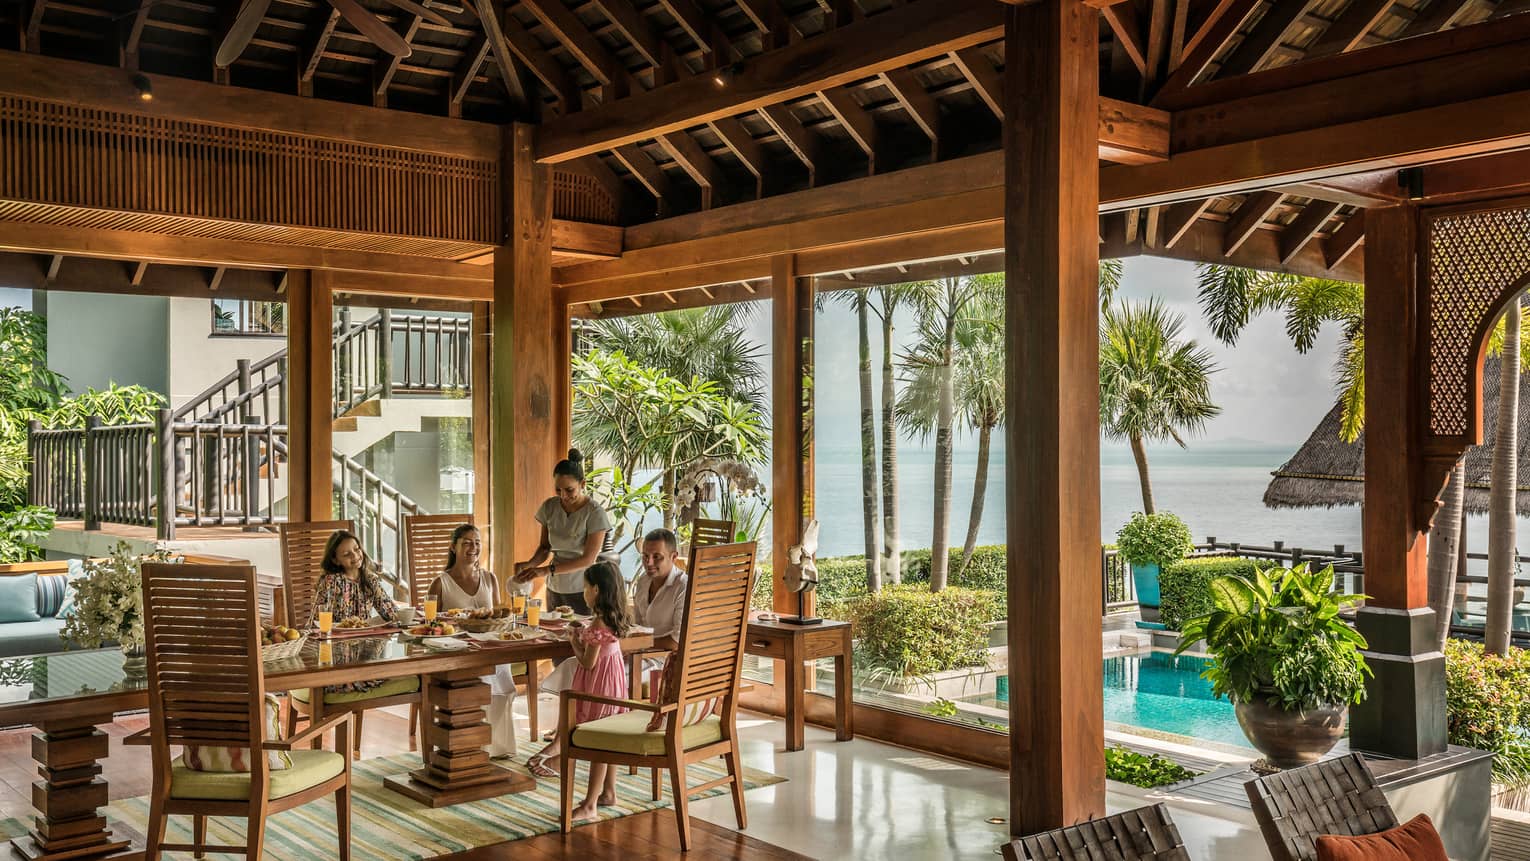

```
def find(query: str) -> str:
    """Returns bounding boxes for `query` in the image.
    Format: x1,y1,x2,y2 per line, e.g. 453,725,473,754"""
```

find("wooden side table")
745,619,853,751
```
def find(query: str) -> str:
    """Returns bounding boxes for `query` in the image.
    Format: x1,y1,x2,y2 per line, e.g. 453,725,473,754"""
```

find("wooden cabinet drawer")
745,631,789,660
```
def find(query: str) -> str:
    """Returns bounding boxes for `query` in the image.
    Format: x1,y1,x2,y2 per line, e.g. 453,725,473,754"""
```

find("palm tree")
1428,459,1466,650
827,288,883,591
585,305,767,411
1099,299,1221,513
897,275,1000,591
871,283,921,585
1488,298,1522,656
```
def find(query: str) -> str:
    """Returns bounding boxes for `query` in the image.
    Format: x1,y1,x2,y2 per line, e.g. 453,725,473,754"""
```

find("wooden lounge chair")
137,562,353,860
558,540,757,850
280,519,425,756
1245,753,1399,861
1002,803,1191,860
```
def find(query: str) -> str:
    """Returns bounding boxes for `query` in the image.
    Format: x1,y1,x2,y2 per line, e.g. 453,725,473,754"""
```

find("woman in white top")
427,524,516,758
512,449,613,616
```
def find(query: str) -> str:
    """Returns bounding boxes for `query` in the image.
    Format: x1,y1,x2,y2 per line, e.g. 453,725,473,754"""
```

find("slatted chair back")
670,541,756,709
280,519,354,627
142,562,264,779
689,518,735,548
1003,803,1191,861
1245,753,1400,861
404,513,473,605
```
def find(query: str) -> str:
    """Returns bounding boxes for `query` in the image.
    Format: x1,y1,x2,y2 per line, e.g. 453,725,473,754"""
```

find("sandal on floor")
541,729,557,742
526,754,558,777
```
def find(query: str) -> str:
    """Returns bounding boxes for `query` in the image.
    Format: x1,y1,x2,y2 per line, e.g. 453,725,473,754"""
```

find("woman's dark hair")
321,530,382,591
444,523,479,569
583,560,631,637
553,447,586,482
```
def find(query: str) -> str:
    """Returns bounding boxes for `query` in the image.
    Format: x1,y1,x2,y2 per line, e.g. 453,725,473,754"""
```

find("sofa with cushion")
0,558,92,658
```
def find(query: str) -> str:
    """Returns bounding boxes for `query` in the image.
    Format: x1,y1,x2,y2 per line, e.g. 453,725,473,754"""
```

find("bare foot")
597,792,618,807
571,800,599,822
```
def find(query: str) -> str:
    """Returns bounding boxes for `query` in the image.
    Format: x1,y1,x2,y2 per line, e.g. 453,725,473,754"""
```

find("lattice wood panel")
0,96,496,243
1424,205,1530,439
554,172,618,224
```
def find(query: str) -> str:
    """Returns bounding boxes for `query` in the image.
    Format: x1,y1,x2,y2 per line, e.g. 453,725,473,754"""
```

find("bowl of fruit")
403,621,458,640
260,624,307,661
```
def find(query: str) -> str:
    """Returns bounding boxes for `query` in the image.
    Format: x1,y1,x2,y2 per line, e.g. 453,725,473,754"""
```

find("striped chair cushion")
36,575,67,618
183,695,292,772
645,658,720,732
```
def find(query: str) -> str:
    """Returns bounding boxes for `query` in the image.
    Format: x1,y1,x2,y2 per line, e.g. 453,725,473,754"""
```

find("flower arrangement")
59,542,175,651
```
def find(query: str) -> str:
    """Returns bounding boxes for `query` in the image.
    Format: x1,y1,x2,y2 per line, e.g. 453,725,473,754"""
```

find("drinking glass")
511,593,526,614
423,599,438,622
526,598,541,627
318,641,333,665
317,611,334,636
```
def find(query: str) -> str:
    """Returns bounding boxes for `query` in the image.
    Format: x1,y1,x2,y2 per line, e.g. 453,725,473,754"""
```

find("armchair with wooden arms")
1002,803,1191,860
281,519,425,756
558,540,757,851
138,562,353,860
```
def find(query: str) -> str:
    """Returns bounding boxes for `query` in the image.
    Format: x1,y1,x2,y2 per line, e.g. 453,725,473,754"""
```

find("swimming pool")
962,651,1252,749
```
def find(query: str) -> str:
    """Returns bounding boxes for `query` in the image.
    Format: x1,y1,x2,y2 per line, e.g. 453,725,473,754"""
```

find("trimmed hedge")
842,585,1000,676
750,545,1008,621
1158,556,1261,631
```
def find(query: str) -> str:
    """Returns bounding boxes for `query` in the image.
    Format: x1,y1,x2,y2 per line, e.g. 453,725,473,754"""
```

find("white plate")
540,611,564,622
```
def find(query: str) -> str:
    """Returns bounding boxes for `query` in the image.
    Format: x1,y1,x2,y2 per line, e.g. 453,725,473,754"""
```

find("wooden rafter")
373,14,425,106
612,143,673,206
120,0,154,70
1152,0,1259,101
449,32,493,115
1278,200,1342,263
708,116,766,195
473,0,529,113
1304,0,1396,59
534,0,1004,162
1160,198,1214,249
949,45,1002,118
1324,212,1366,268
24,0,48,53
1222,191,1285,255
880,67,939,155
299,7,343,94
499,8,580,111
1214,0,1320,79
1102,2,1146,75
520,0,622,90
818,88,878,173
1141,0,1171,89
589,0,666,70
657,132,724,209
733,0,773,35
758,103,818,184
1398,0,1472,39
654,0,713,53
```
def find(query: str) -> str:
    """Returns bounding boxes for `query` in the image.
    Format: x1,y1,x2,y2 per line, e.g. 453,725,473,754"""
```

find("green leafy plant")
924,697,959,718
842,585,998,676
59,542,176,651
1104,747,1197,788
1445,638,1530,786
1159,556,1261,631
1175,563,1370,711
1115,511,1194,568
0,506,55,563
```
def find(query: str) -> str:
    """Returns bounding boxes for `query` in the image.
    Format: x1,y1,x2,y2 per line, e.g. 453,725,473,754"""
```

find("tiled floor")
0,696,1270,860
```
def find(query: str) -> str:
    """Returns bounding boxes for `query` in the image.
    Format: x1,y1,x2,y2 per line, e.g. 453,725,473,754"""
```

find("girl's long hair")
444,523,478,570
321,529,384,592
583,561,631,637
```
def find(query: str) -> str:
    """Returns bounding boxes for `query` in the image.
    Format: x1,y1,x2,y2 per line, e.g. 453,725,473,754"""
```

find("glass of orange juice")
423,598,438,622
318,641,333,664
511,592,526,614
317,611,334,636
526,598,541,627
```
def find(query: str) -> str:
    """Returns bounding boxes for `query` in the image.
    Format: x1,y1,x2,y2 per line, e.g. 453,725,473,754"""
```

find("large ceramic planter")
1130,563,1163,627
1235,699,1347,768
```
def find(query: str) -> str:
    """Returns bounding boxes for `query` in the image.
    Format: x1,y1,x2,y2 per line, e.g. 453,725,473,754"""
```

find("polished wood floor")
0,709,805,860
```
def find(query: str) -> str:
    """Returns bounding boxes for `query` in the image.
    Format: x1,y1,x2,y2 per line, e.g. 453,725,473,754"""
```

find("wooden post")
155,408,174,541
491,123,556,582
83,416,101,531
285,269,334,522
471,301,492,564
1352,204,1446,760
379,308,395,399
770,254,814,618
1004,0,1105,833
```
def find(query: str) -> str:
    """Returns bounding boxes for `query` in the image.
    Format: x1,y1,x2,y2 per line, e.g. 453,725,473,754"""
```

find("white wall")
42,291,170,396
0,287,31,311
165,297,286,412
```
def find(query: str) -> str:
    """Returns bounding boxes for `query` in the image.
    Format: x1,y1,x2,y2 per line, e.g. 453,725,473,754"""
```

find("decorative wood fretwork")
0,95,497,244
553,171,618,225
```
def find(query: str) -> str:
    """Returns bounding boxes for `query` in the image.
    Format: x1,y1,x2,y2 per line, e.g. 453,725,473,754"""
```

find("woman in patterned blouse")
314,530,397,694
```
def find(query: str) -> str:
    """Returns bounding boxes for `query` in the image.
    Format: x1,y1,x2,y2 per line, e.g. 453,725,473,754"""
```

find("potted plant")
1115,512,1193,629
59,542,176,677
1175,563,1370,768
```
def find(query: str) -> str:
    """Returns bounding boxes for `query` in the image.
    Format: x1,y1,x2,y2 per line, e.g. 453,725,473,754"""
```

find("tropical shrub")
1176,564,1370,711
1115,511,1194,568
1445,638,1530,785
843,585,999,676
0,506,55,563
1158,556,1260,632
1104,747,1197,788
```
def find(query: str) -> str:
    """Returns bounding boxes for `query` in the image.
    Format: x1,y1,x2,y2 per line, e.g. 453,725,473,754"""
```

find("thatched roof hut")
1265,356,1530,515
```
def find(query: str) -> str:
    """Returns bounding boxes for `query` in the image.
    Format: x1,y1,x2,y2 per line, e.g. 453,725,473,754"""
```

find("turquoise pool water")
964,651,1251,749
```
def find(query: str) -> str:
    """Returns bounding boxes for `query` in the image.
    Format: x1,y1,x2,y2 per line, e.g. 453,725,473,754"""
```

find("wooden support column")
472,301,492,558
770,255,814,617
491,123,557,582
285,269,334,522
1004,0,1104,833
1352,204,1447,760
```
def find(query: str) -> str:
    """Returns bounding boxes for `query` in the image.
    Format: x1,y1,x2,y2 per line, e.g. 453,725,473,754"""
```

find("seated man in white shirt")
631,528,688,694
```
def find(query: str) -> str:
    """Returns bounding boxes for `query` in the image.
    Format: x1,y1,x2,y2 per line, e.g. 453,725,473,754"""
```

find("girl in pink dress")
525,561,631,821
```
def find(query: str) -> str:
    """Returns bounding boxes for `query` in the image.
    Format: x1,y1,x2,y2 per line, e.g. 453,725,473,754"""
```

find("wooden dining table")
0,626,652,861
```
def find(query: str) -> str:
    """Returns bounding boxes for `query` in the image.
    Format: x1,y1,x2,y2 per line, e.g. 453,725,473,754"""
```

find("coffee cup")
395,605,417,625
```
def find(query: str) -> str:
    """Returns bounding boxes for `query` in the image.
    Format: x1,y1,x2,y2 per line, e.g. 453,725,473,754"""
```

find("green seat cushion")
170,750,344,801
290,675,419,704
572,711,722,756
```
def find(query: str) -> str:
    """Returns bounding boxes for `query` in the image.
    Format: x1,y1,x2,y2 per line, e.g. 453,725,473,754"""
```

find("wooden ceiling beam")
733,0,773,35
1107,211,1364,282
1152,0,1259,101
1303,0,1396,59
879,67,939,155
654,0,713,53
1102,1,1147,75
472,0,529,113
1214,0,1320,79
949,45,1002,118
1159,198,1214,249
1220,190,1281,256
208,265,228,291
373,14,426,106
589,0,666,69
24,0,48,53
129,260,149,286
1398,0,1472,39
1278,199,1342,263
612,143,673,208
520,0,622,90
818,88,878,173
708,116,766,195
534,0,1004,162
499,8,580,112
119,0,154,70
757,103,819,184
1142,0,1171,89
44,254,63,284
449,32,493,114
1323,212,1366,269
657,131,725,209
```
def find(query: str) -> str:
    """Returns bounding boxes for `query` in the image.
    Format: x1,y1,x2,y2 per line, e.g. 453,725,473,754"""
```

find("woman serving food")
511,449,612,616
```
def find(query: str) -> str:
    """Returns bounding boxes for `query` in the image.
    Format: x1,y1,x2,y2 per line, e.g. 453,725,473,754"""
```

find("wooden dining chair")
280,519,424,757
1002,803,1191,860
690,518,735,548
138,562,353,860
403,512,472,606
559,540,757,850
1245,753,1400,861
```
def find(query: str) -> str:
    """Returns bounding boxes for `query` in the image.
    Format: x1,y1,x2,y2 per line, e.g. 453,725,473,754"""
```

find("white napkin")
422,637,468,651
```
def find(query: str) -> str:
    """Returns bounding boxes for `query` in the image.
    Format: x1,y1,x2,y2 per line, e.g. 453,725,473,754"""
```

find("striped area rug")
0,753,784,859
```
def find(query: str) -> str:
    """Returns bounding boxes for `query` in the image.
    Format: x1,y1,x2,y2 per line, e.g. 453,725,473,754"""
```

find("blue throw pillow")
36,573,67,618
57,559,85,620
0,574,42,624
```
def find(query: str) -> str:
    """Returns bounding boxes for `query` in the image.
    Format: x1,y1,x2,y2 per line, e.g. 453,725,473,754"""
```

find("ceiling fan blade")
329,0,413,59
379,0,452,27
215,0,274,68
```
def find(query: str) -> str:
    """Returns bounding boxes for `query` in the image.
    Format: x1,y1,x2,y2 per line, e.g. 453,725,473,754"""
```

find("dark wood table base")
11,712,136,861
746,619,854,752
383,670,535,808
